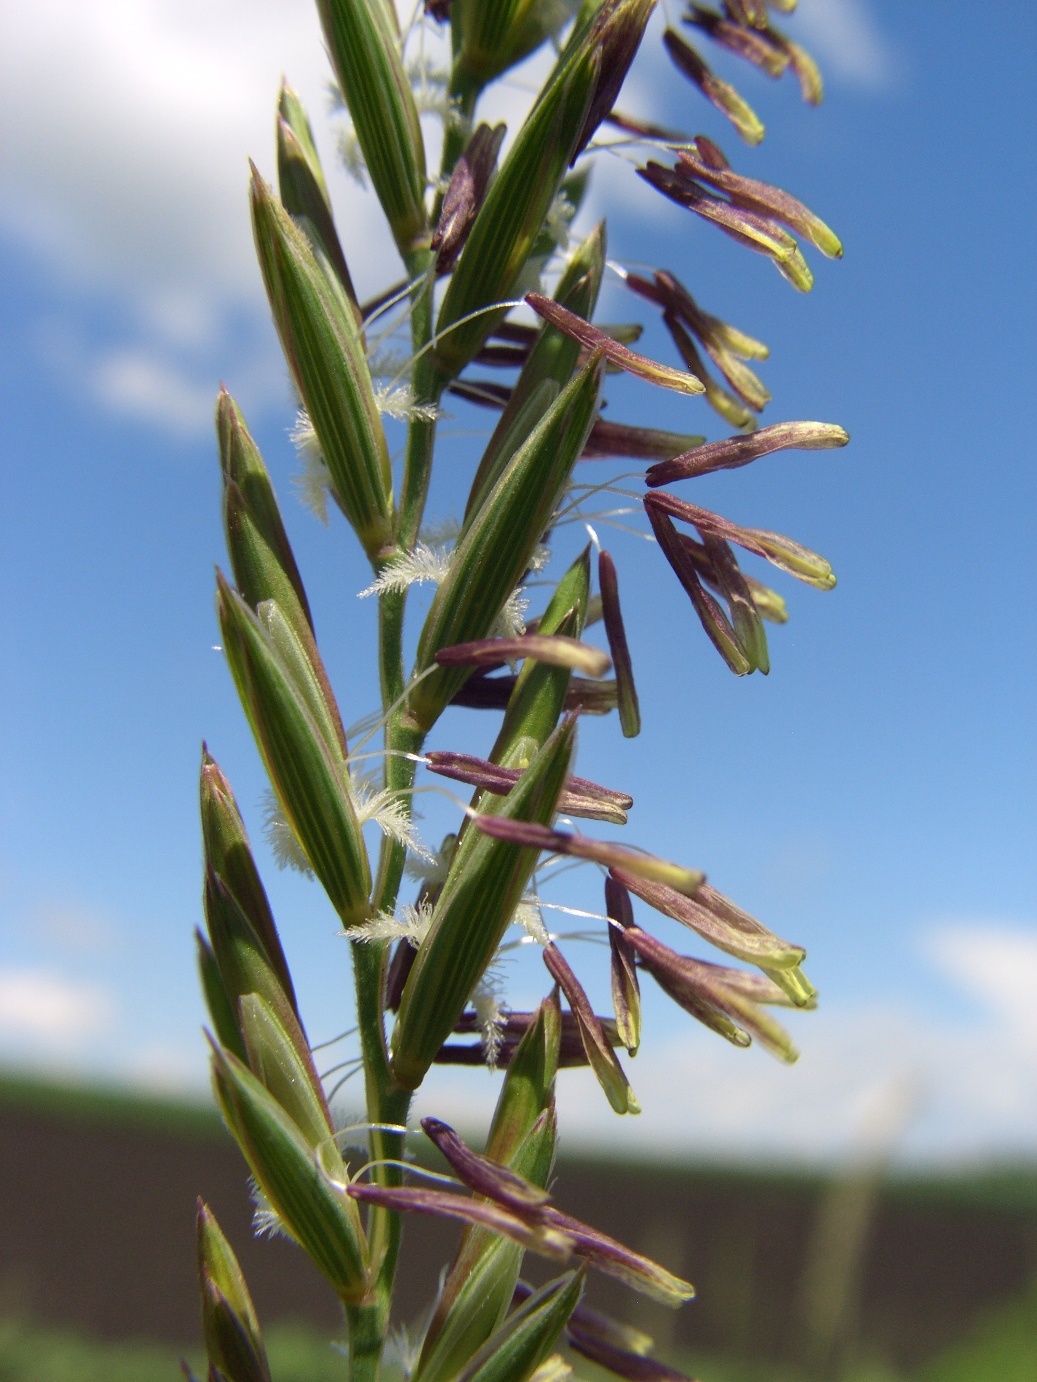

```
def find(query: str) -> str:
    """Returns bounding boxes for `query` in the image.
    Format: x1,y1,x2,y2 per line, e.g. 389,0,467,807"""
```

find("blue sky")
0,0,1034,1164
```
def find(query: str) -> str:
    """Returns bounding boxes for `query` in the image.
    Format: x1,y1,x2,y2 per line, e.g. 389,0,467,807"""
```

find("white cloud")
0,0,554,312
4,920,1030,1165
926,922,1037,1050
412,921,1037,1167
34,313,241,437
413,1002,1037,1168
792,0,895,88
0,968,112,1043
92,348,217,435
0,0,388,299
0,1,565,434
143,288,224,351
0,0,402,434
0,0,893,434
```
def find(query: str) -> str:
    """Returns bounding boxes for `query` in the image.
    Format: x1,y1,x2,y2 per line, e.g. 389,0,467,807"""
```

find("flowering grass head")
193,3,848,1380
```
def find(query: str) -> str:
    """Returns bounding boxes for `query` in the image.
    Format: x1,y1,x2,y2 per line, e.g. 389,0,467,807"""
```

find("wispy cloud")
0,968,113,1044
792,0,896,89
2,3,893,440
0,0,400,436
415,919,1037,1166
35,316,230,439
4,919,1033,1163
926,922,1037,1050
91,349,217,436
0,0,391,298
1,0,899,440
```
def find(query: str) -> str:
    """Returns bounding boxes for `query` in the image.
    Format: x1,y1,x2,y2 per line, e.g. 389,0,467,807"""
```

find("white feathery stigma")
471,971,506,1070
350,775,437,863
250,1180,290,1241
404,836,455,887
350,901,434,948
385,1324,423,1381
359,543,455,598
262,789,313,876
492,587,530,640
264,766,435,871
374,381,441,423
290,410,333,524
512,895,550,946
406,57,451,119
335,123,367,187
529,543,552,574
544,190,576,253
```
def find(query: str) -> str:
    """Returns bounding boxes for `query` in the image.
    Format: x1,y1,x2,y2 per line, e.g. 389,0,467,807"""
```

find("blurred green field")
2,1284,1036,1382
684,1280,1037,1380
0,1320,344,1382
2,1073,1036,1382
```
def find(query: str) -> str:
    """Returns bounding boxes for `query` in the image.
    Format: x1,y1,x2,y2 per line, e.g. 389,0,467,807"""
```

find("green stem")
372,718,426,914
378,587,406,712
397,247,442,553
352,714,425,1350
345,246,441,1382
350,936,412,1341
345,1300,390,1382
346,689,426,1382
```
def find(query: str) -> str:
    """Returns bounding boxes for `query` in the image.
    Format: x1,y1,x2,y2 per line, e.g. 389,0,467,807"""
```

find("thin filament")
325,1063,364,1102
386,299,526,391
352,1159,464,1190
350,664,441,755
311,1025,358,1052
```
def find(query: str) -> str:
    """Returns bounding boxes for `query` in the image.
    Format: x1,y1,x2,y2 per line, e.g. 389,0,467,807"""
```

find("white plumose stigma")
529,543,552,574
406,57,451,119
262,789,314,876
492,587,530,640
484,546,549,640
385,1323,423,1382
471,971,506,1069
250,1180,290,1241
263,762,436,873
331,88,367,189
404,837,454,887
350,775,437,863
374,381,440,423
544,190,576,253
350,901,434,947
513,896,550,946
290,410,333,524
359,542,455,598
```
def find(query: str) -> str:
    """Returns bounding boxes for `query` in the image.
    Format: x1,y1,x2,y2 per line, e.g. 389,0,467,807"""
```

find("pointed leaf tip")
598,551,640,738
